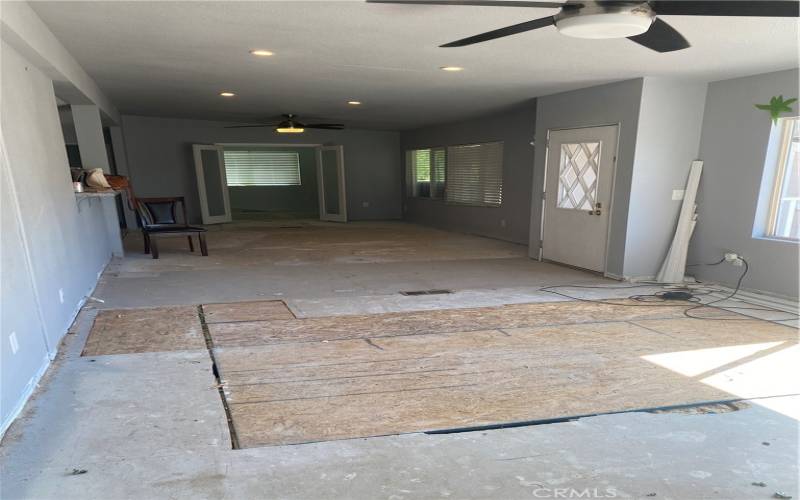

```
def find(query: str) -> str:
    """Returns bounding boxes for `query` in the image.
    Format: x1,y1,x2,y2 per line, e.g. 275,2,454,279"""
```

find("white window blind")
445,142,503,207
223,149,301,186
406,147,445,199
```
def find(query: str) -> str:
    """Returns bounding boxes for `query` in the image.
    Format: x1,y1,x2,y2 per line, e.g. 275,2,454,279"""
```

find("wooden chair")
135,197,208,259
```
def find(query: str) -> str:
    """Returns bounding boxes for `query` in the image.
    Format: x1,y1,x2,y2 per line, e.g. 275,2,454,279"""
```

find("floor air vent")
400,289,453,296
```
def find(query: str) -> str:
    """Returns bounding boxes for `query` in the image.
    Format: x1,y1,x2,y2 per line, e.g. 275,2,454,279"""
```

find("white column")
71,104,110,173
108,125,138,229
101,196,125,257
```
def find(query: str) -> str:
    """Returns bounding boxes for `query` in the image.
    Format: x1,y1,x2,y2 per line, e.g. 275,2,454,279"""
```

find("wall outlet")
58,288,64,304
362,201,369,208
725,252,744,266
9,332,19,355
671,189,685,201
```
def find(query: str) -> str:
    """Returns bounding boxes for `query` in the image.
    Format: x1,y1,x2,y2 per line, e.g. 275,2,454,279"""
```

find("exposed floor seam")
424,393,800,435
197,305,240,450
209,312,712,348
364,338,385,350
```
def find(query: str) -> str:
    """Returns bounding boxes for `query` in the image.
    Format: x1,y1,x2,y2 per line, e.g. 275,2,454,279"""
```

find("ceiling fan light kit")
555,5,654,39
224,114,345,134
276,126,305,134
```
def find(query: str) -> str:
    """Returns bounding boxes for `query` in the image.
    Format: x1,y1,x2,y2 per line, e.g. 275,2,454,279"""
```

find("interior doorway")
541,125,619,273
193,144,347,224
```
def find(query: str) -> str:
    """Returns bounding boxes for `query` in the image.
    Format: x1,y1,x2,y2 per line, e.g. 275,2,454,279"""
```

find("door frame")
538,123,621,276
316,145,347,222
193,144,232,224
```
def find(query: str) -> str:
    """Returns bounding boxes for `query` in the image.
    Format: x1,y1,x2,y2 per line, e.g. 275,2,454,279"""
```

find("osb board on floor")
207,299,731,347
82,306,206,356
202,300,294,324
212,304,796,447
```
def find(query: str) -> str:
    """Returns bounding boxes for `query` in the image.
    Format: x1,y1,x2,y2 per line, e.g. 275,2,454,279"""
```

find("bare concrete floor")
2,222,798,499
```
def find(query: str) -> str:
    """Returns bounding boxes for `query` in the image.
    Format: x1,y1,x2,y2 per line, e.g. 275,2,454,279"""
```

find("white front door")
317,145,347,222
542,125,618,273
192,144,232,224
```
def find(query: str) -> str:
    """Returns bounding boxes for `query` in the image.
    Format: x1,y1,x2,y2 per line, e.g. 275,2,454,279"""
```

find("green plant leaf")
755,95,797,124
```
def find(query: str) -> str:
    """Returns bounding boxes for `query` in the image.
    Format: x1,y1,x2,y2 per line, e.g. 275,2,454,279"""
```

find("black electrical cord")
682,257,750,319
538,283,698,308
683,257,799,321
686,257,726,267
538,257,799,322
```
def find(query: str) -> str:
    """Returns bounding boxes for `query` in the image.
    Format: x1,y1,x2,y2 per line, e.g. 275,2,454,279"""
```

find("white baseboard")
0,354,50,437
624,275,657,283
1,257,111,438
707,285,799,314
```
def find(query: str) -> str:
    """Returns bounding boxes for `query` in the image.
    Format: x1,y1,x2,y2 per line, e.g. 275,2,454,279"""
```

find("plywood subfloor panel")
83,306,205,356
207,299,730,347
212,303,796,447
202,300,294,324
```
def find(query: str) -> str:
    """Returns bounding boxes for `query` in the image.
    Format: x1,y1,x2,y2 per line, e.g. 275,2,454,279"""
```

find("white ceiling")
32,1,799,130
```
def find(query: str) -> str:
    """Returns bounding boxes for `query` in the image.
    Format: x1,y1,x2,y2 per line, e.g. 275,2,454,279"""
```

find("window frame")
764,117,799,242
406,147,446,200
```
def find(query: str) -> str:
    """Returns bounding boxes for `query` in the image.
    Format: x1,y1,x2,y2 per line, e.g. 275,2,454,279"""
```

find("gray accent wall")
530,79,644,277
689,68,800,298
120,115,402,223
623,78,708,279
228,147,319,217
400,101,537,245
1,42,114,433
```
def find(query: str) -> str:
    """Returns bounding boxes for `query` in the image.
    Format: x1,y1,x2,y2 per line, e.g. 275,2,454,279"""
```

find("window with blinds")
223,149,301,186
445,142,504,207
406,147,445,199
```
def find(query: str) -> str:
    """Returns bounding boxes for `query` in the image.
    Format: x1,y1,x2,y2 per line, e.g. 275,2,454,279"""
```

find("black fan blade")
305,124,345,130
627,18,690,52
441,16,555,47
224,124,278,129
367,0,565,7
651,1,798,17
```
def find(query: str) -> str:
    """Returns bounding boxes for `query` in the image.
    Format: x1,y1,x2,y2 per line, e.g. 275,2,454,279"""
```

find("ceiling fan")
367,0,799,52
225,114,345,134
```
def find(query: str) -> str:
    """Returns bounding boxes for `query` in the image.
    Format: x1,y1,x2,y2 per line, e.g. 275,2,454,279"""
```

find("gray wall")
120,115,402,223
623,78,708,278
228,147,319,216
689,68,800,298
1,42,113,433
400,101,537,245
531,79,644,277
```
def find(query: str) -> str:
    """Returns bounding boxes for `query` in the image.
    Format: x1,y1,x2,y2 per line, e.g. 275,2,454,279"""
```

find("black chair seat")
144,225,207,234
135,196,209,259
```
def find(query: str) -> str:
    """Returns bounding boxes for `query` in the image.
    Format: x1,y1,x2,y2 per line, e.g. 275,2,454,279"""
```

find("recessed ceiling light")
250,49,274,57
440,66,463,72
219,91,236,97
347,101,362,105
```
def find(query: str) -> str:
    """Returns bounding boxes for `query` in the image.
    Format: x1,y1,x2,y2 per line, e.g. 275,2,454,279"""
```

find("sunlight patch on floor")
641,341,785,377
643,341,800,420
